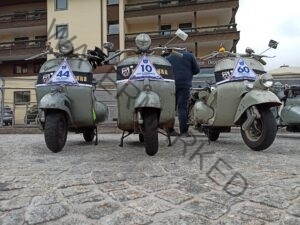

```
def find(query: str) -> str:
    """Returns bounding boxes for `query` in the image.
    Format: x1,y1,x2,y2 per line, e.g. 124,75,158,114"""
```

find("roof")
268,66,300,76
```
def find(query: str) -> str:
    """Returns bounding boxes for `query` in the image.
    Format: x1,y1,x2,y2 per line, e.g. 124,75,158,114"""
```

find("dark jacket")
166,51,200,88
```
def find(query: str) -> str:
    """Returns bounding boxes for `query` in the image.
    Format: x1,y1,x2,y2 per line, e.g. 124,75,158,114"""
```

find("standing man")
167,49,200,137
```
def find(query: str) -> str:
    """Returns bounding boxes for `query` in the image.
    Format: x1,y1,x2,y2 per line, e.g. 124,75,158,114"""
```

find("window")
55,0,68,10
14,91,30,105
56,24,68,39
13,64,28,74
160,25,171,36
108,22,119,34
179,23,192,33
107,0,119,5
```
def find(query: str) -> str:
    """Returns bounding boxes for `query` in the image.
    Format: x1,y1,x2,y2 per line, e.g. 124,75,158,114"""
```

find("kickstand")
165,129,172,147
119,131,132,147
94,126,98,145
158,129,172,147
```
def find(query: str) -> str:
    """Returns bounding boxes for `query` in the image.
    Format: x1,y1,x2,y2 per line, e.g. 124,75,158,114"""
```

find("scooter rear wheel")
143,109,158,156
44,111,67,153
241,108,277,151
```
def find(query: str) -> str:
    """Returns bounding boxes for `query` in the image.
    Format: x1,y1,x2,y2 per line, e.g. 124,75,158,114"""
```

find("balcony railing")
0,10,47,29
125,0,237,12
125,23,237,40
0,39,47,58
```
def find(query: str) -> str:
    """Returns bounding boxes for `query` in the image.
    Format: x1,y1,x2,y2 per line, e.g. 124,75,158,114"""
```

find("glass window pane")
107,0,119,5
14,91,30,105
56,0,68,10
108,23,119,34
56,25,68,39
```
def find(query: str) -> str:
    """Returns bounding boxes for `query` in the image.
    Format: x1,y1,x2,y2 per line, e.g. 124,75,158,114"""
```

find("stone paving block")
202,191,243,207
183,199,229,220
0,196,31,211
99,208,152,225
127,197,173,216
177,179,211,194
91,170,125,184
279,215,300,225
97,181,129,192
287,202,300,217
242,185,298,209
83,201,120,220
155,189,193,205
60,185,94,197
66,191,105,204
155,211,210,225
214,212,267,225
0,209,25,225
25,202,68,225
108,188,147,202
238,203,281,222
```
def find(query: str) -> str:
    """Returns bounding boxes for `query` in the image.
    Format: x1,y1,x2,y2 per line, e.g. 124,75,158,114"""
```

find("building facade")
0,0,239,125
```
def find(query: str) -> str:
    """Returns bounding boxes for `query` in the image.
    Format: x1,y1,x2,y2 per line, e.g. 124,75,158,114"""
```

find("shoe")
180,132,191,138
169,130,180,136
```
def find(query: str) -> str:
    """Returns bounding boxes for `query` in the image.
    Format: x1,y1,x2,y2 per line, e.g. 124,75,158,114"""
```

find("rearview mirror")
268,39,278,49
175,28,188,41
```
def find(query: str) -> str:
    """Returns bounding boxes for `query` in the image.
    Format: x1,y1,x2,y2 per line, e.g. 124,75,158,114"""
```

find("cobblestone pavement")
0,130,299,225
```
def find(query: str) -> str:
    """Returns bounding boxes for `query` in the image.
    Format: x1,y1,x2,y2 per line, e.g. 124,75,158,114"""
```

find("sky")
236,0,300,71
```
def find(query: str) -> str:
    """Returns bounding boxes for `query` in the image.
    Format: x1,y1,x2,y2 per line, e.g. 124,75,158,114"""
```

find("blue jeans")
176,87,190,134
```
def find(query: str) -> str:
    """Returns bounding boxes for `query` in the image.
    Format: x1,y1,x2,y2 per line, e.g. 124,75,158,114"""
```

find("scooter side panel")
149,80,175,126
234,89,281,123
116,80,144,131
280,98,300,124
210,82,244,126
66,85,95,127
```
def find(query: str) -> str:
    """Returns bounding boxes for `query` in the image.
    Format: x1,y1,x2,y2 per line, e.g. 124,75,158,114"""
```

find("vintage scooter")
104,30,187,156
26,39,109,152
272,83,300,132
189,41,281,151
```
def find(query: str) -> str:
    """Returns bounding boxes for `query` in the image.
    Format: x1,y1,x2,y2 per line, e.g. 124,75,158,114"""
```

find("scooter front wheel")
143,109,158,156
44,111,68,153
241,108,277,151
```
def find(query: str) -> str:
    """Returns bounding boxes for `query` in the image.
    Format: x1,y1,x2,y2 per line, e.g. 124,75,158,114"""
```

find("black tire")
44,111,67,153
83,128,95,142
143,109,158,156
206,129,220,141
241,108,277,151
139,133,144,143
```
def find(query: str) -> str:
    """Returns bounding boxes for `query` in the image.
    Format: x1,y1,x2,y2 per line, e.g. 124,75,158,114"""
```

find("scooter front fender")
134,91,161,109
234,89,281,123
39,92,73,123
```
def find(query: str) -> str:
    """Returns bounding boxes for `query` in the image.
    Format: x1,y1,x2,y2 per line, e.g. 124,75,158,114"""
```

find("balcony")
125,24,239,50
125,0,238,18
0,39,47,61
0,10,47,29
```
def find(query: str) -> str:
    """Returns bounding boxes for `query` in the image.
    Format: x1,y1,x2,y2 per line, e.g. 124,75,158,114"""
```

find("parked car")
0,106,13,126
24,105,38,125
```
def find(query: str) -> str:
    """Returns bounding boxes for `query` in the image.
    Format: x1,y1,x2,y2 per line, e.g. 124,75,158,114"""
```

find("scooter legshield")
234,89,281,123
39,92,72,123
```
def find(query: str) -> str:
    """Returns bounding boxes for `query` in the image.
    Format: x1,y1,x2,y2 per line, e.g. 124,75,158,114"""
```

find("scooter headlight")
260,73,274,88
58,39,74,55
254,73,274,90
135,33,151,52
